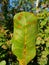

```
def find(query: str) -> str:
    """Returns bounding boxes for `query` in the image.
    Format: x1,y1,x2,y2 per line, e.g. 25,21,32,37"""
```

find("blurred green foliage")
36,10,49,65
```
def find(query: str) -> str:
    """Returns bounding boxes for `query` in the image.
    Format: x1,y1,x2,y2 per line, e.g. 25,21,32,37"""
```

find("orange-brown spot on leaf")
27,21,37,25
17,25,21,28
27,22,31,25
18,16,22,20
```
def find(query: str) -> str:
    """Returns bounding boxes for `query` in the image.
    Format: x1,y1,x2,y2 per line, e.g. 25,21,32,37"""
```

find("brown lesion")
27,21,37,25
17,13,23,20
27,22,31,25
17,25,22,28
17,15,22,20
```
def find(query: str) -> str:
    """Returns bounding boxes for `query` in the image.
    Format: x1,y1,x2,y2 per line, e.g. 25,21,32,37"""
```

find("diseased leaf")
11,12,38,65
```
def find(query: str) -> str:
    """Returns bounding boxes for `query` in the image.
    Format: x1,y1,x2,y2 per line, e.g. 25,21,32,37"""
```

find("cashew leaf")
11,12,38,65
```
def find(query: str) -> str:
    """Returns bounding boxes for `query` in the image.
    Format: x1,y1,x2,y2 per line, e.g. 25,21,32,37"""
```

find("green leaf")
11,12,38,65
40,19,47,26
45,27,49,33
0,61,6,65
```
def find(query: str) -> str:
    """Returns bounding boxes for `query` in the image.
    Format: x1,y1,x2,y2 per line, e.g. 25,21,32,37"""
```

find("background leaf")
0,61,6,65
